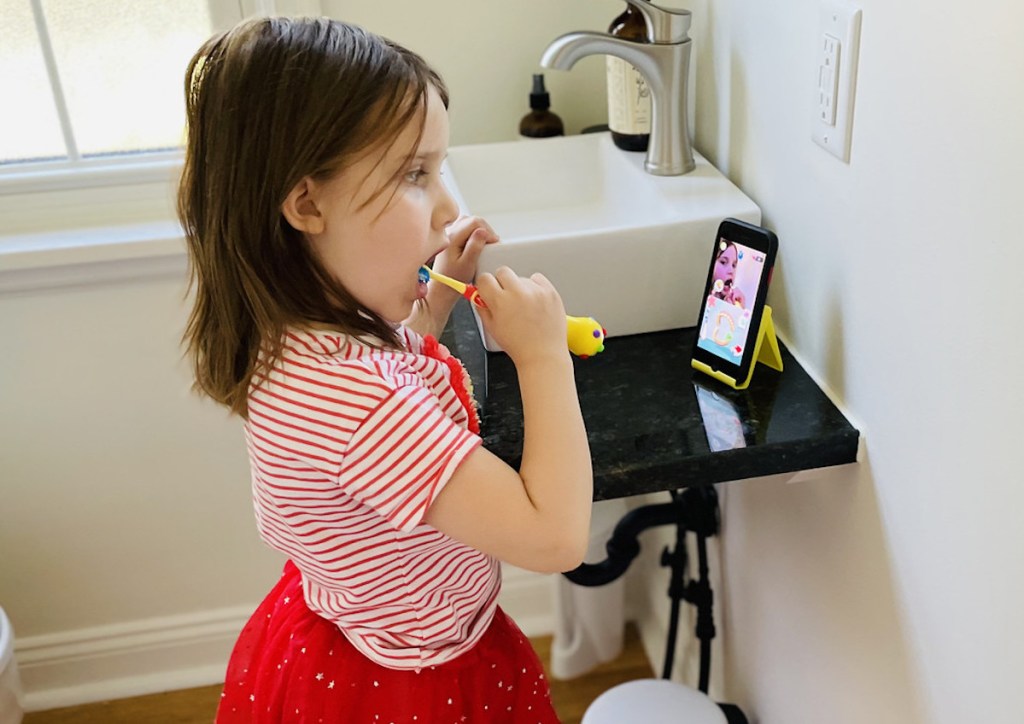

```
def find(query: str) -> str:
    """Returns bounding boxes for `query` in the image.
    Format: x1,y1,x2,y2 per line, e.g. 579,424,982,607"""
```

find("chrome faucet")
541,0,695,176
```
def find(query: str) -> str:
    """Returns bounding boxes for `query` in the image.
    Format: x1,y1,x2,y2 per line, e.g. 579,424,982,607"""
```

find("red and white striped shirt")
244,326,499,670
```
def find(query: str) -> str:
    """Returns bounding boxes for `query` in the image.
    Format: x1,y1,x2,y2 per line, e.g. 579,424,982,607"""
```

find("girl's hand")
404,217,497,339
432,215,499,285
475,267,568,367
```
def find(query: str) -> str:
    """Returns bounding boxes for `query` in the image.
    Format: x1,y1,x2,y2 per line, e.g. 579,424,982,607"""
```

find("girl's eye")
405,169,428,184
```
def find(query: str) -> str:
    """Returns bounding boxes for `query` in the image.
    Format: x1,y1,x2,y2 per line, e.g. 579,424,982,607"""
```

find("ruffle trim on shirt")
421,335,481,436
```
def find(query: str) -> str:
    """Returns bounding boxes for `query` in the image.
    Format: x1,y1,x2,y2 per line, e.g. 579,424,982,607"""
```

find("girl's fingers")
447,216,498,251
475,271,500,294
462,228,489,258
492,266,519,290
529,272,554,291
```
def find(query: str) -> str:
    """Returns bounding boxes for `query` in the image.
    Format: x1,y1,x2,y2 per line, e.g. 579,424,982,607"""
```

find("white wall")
321,0,613,143
662,1,1024,723
0,269,288,706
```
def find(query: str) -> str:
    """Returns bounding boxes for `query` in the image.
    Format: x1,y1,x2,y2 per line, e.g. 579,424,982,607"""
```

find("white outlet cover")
812,1,862,162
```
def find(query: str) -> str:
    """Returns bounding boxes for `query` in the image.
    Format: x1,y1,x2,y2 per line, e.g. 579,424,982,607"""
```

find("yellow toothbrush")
419,265,486,308
419,266,606,358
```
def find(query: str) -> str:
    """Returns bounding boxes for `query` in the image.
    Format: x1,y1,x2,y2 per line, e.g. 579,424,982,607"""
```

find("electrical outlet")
817,34,840,126
812,1,861,162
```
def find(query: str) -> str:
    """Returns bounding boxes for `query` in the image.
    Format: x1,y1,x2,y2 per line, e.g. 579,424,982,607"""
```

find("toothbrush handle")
463,285,486,308
425,268,485,307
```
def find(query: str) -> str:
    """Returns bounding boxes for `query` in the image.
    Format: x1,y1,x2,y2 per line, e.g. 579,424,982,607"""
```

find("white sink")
442,132,760,351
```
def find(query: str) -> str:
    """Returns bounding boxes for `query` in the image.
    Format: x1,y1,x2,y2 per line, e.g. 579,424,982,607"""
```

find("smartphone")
692,218,778,386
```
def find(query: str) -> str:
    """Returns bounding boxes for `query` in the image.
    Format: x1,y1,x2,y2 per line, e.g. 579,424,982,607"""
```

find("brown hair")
178,17,448,417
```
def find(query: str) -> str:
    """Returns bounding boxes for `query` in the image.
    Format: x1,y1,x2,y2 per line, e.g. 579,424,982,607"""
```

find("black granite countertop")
441,304,859,501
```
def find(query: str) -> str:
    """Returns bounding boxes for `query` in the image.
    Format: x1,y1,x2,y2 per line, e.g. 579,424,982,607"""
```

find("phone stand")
692,305,783,390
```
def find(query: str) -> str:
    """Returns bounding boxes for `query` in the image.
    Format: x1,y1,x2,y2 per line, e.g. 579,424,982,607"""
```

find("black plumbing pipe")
561,487,721,694
659,500,689,680
694,529,714,693
562,501,683,587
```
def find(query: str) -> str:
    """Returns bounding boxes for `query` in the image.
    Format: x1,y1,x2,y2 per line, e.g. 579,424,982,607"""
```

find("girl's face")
307,86,459,324
713,243,738,284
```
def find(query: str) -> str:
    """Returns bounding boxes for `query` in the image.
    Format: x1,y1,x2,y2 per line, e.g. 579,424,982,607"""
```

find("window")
0,1,320,254
0,1,236,178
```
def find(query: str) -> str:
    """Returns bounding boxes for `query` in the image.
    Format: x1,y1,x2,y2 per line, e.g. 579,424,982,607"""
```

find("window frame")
1,0,245,190
0,151,186,194
0,0,323,288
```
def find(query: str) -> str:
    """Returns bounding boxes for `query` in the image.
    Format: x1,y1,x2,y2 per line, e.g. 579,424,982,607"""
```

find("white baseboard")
16,606,251,712
15,570,557,712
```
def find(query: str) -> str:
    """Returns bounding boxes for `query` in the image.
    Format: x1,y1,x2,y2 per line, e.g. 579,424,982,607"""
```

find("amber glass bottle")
519,74,565,138
606,3,651,151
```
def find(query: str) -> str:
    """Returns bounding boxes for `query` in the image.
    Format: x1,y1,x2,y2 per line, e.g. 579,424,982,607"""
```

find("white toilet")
583,679,728,724
0,607,24,724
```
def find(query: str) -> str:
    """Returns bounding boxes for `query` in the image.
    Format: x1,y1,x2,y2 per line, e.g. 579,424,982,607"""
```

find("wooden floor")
25,625,653,724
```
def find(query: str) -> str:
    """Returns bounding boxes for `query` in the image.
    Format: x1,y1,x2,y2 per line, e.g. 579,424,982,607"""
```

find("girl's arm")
424,268,593,574
402,216,498,338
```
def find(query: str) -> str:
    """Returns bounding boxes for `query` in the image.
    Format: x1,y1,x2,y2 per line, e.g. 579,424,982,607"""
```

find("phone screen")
695,238,770,367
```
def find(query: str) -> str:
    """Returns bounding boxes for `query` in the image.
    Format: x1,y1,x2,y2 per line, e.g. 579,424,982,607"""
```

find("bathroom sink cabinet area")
442,303,859,500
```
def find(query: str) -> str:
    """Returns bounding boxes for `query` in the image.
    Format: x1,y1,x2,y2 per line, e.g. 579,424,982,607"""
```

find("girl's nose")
435,180,460,229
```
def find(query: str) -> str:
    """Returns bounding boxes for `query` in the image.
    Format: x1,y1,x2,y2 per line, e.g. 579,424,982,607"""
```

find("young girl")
711,240,746,308
178,16,593,723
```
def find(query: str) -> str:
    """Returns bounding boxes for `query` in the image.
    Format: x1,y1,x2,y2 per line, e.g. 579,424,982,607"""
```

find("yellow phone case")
691,305,783,390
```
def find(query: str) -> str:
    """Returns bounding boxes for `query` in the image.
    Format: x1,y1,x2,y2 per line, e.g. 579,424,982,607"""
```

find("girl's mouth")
417,265,430,299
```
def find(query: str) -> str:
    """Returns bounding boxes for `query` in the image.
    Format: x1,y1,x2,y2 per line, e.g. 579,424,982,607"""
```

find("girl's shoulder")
279,326,440,388
255,326,479,437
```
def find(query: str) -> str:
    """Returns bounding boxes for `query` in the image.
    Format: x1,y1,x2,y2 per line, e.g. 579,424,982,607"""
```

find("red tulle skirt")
216,562,560,723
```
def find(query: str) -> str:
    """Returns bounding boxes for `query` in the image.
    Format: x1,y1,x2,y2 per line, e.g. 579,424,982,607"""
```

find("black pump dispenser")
519,73,564,138
529,74,551,110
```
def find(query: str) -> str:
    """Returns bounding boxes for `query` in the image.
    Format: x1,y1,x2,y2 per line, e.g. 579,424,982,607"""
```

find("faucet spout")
541,31,695,176
540,32,636,72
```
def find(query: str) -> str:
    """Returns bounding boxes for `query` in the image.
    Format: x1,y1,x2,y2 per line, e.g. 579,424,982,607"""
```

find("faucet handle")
624,1,691,44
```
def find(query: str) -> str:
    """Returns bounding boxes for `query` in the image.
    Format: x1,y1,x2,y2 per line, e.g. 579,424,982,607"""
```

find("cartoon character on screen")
711,240,746,309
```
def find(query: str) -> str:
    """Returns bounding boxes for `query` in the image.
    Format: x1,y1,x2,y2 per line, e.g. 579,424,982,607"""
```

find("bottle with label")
519,74,565,139
606,2,651,152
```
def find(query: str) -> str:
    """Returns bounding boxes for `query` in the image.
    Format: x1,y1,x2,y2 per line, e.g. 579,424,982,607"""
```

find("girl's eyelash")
404,164,444,184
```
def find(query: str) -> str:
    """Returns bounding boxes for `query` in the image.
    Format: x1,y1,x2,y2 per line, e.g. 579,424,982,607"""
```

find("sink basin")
442,132,760,351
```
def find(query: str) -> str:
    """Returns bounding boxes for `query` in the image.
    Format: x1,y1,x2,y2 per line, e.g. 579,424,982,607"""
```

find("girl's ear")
281,177,326,234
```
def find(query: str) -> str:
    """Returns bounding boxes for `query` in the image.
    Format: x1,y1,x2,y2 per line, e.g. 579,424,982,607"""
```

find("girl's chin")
371,300,414,326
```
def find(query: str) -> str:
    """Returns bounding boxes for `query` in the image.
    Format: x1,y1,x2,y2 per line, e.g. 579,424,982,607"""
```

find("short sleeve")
337,384,481,532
